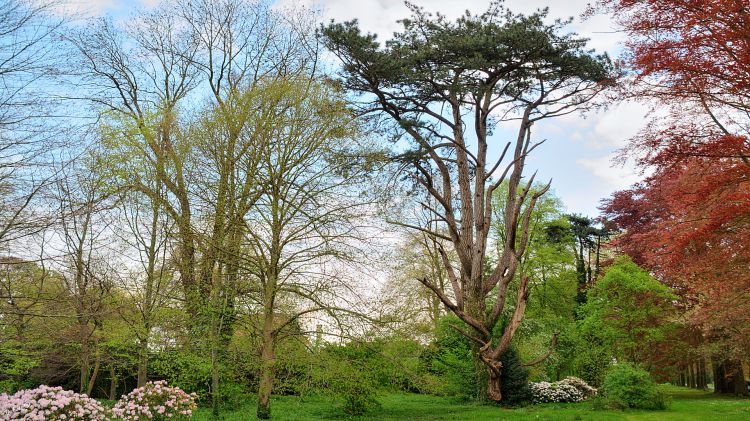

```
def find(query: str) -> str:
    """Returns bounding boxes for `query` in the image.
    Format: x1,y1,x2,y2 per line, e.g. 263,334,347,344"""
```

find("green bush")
150,350,212,402
216,381,249,410
342,383,380,416
308,346,381,416
0,342,41,393
572,344,611,387
601,363,669,410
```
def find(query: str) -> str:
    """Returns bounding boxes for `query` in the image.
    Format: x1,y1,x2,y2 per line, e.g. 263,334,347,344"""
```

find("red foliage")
606,0,750,99
600,0,750,352
603,153,750,350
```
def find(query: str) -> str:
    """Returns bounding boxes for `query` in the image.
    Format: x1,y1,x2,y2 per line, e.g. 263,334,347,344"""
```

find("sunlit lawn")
193,385,750,420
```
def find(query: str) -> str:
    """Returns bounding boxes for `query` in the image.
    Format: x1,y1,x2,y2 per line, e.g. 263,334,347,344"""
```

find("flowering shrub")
558,376,598,398
111,380,197,420
530,376,597,403
0,385,107,420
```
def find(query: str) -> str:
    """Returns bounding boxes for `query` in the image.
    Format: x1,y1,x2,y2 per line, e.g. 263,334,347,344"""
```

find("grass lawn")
193,385,749,421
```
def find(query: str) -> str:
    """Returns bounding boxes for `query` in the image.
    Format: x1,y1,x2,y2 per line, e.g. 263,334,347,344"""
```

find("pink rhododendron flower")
112,381,197,421
0,385,106,420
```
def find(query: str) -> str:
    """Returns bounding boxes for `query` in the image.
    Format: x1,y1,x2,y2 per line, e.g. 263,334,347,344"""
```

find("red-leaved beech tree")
599,0,750,394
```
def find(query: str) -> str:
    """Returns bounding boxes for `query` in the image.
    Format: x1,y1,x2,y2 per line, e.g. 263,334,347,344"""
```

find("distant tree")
565,214,612,305
381,228,453,337
322,1,613,401
72,0,322,414
51,156,118,395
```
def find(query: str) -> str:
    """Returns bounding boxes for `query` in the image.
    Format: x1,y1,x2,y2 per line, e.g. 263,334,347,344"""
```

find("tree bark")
688,361,696,389
79,323,90,393
137,336,149,387
486,364,502,402
714,360,726,393
698,359,708,390
713,358,745,394
86,347,100,396
109,365,118,399
257,310,276,419
211,343,220,418
731,360,747,396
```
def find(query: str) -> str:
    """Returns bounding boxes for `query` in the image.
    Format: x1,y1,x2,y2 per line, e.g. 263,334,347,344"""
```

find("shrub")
559,376,598,398
529,376,597,403
601,364,669,410
0,385,107,420
307,347,381,416
499,347,531,406
342,384,380,416
111,380,198,420
530,381,583,403
149,351,211,402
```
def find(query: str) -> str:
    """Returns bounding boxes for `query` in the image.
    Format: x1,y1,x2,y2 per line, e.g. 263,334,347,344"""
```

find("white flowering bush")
111,380,197,421
559,376,597,398
530,376,597,404
0,385,107,420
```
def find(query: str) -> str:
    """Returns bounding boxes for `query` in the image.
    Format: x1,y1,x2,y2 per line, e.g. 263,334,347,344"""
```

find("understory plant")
0,385,107,420
530,376,597,403
600,364,669,410
111,380,198,420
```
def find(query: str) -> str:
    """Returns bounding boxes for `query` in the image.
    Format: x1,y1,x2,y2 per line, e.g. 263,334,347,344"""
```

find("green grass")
193,385,750,421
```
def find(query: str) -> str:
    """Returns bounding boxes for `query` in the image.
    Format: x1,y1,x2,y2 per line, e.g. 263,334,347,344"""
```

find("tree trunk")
730,360,747,396
698,359,708,389
486,365,502,402
688,361,696,389
714,360,726,393
257,314,276,419
109,365,118,399
79,323,90,393
137,336,149,387
712,358,745,394
257,329,276,419
211,343,220,418
86,348,100,396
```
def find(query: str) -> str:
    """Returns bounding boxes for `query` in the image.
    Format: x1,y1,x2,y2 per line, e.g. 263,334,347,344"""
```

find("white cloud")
546,101,649,150
50,0,160,17
51,0,117,17
577,153,640,191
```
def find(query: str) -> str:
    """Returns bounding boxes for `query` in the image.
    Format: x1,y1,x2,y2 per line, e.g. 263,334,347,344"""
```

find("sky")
57,0,648,217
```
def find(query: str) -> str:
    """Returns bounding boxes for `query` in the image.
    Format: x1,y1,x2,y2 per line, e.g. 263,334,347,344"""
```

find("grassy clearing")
193,386,749,421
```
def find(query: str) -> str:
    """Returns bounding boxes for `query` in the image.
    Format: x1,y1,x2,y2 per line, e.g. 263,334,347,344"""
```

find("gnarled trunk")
486,364,503,402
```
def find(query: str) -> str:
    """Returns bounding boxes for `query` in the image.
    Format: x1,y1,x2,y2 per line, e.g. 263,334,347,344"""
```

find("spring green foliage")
577,258,678,374
600,364,670,410
0,342,40,393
